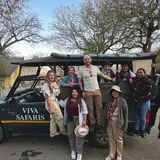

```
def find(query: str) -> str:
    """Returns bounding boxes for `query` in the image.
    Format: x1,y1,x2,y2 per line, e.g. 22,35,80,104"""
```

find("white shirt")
78,65,101,91
110,107,118,116
42,82,60,111
59,98,88,125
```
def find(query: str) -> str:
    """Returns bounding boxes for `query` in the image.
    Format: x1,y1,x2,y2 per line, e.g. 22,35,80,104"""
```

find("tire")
92,128,109,148
5,131,12,140
0,124,5,143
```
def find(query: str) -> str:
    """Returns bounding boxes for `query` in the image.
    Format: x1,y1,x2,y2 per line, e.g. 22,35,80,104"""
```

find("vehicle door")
1,78,50,134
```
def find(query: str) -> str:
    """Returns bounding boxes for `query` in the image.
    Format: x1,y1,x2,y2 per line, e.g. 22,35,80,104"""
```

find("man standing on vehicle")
78,55,114,131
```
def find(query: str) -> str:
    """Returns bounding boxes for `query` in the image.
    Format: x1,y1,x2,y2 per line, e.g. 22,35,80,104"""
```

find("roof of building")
0,57,24,76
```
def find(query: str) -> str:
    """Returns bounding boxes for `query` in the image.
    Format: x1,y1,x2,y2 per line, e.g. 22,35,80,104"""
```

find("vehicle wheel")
5,131,12,140
0,124,5,143
92,128,109,148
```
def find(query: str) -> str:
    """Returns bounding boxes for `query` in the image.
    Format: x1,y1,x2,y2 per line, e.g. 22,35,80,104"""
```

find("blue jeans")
134,101,150,131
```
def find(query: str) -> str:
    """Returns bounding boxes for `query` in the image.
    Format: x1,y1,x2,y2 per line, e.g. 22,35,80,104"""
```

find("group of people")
42,55,160,160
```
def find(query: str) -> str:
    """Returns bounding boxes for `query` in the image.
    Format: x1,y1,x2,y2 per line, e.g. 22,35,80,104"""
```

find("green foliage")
0,58,9,74
155,48,160,63
83,41,105,54
51,0,160,54
156,55,160,63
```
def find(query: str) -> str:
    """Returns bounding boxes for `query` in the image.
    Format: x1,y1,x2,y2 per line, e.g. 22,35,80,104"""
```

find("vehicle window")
39,66,50,77
109,64,117,74
13,79,45,104
55,66,64,84
15,80,35,93
132,60,152,75
76,66,83,74
20,66,38,76
36,79,45,88
97,64,121,74
40,66,64,85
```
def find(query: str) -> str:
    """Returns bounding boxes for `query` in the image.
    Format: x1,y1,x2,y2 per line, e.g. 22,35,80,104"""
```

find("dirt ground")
0,112,159,160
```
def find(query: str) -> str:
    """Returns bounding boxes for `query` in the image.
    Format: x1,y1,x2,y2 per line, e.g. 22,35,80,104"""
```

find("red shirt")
68,101,79,117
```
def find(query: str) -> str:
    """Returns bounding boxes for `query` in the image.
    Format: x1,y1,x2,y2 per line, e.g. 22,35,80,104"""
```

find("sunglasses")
89,70,92,77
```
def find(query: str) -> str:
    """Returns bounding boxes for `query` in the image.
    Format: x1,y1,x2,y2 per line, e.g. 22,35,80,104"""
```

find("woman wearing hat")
99,61,115,83
102,85,128,160
59,88,88,160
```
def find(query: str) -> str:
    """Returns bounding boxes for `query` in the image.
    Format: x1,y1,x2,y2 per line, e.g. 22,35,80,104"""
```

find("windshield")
14,78,45,94
14,80,35,93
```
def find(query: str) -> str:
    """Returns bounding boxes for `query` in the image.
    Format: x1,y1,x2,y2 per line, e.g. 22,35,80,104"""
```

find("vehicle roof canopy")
12,52,157,66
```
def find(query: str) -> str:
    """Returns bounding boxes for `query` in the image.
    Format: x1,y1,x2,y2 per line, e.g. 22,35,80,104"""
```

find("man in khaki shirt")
78,55,113,131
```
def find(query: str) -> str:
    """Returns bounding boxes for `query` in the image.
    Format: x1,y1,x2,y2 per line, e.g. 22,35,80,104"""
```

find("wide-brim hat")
110,85,122,93
74,124,89,137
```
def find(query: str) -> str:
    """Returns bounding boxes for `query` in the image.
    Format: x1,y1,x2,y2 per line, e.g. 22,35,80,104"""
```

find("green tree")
115,0,160,53
0,57,9,74
155,48,160,63
50,0,160,54
50,0,127,54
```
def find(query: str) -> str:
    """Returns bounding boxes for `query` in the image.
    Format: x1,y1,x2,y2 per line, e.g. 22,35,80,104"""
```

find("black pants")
148,105,159,128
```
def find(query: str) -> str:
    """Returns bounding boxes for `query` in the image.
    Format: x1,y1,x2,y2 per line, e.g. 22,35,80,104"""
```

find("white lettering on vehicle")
16,108,45,120
22,108,39,114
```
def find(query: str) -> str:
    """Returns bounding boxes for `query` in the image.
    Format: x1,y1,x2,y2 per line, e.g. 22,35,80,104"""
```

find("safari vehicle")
0,52,157,147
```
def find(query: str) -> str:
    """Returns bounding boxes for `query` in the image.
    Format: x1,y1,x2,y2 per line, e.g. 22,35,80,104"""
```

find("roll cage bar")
5,52,157,101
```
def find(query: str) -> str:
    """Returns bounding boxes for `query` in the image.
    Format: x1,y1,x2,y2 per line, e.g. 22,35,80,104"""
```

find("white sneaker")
50,132,60,137
71,151,76,160
61,131,67,135
117,157,122,160
104,156,112,160
77,153,82,160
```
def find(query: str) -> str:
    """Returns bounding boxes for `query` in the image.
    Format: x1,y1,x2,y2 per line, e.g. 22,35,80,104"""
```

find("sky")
12,0,84,58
